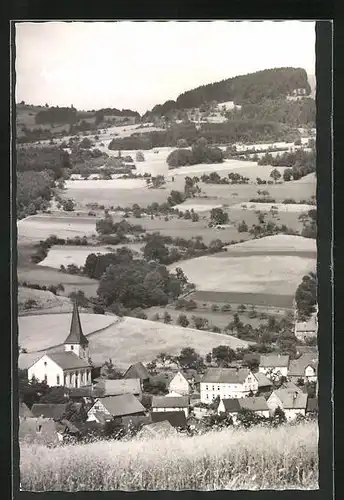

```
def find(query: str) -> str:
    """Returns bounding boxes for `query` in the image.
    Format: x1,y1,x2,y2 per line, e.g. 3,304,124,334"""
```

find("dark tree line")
295,272,317,320
144,67,311,116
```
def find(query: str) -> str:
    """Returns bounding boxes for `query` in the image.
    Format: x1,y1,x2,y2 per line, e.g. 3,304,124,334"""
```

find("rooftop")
254,372,273,388
272,389,308,409
259,355,290,368
47,352,91,370
94,378,141,397
123,362,150,381
151,395,189,409
151,410,187,428
288,354,318,377
95,393,145,418
201,367,251,384
64,300,89,346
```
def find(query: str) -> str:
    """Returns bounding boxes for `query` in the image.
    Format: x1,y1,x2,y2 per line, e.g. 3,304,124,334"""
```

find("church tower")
64,300,90,360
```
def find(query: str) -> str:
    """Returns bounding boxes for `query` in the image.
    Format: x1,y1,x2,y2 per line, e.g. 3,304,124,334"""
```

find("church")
27,301,92,388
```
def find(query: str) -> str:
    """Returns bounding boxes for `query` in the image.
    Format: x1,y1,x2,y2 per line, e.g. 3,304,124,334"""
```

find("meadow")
17,287,72,314
18,313,251,370
20,421,318,491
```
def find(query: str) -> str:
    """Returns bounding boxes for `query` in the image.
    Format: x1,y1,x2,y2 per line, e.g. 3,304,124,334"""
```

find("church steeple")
64,300,89,359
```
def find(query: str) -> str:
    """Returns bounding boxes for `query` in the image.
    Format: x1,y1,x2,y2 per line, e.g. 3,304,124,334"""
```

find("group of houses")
20,302,319,445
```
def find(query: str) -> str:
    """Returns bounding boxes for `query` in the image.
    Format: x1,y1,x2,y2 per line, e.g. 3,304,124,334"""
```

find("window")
69,373,73,384
71,345,74,351
44,374,47,383
64,375,67,386
212,385,215,391
44,361,47,367
37,425,42,433
205,385,208,391
56,375,60,385
206,394,209,399
217,386,220,391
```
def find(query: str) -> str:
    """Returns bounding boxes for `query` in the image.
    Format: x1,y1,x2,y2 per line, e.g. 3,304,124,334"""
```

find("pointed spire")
64,299,88,346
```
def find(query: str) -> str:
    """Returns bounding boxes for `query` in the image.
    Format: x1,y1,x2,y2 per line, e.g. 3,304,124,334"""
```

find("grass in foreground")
20,422,318,491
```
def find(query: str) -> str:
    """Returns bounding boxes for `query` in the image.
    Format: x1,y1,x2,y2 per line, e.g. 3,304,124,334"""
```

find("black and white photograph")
15,20,320,491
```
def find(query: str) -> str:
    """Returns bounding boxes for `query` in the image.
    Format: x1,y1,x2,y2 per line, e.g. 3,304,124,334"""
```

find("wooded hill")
144,67,311,118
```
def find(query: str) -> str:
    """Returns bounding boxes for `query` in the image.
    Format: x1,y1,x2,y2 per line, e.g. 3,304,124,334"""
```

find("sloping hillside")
145,67,311,117
18,287,73,314
18,314,251,370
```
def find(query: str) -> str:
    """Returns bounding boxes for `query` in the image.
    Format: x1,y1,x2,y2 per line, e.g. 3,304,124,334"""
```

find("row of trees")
167,138,224,167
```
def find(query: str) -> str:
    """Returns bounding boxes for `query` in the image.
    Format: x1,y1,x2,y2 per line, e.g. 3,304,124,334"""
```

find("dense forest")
144,68,311,117
17,147,70,178
35,106,78,125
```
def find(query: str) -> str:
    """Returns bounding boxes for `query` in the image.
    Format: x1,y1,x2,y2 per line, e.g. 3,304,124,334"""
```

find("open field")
17,287,72,313
18,313,252,370
38,243,143,269
18,313,117,353
223,234,317,253
188,290,295,308
17,214,97,242
20,422,318,491
170,255,315,295
17,266,99,298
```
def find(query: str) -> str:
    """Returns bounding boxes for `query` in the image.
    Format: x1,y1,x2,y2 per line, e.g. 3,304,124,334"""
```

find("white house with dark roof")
200,368,258,403
267,388,308,421
288,354,318,384
168,371,192,396
27,301,92,388
87,393,146,422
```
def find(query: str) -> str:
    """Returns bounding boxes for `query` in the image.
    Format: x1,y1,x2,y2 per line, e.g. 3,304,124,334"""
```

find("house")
258,355,290,378
168,371,192,396
279,380,304,393
217,397,270,423
87,393,146,422
267,389,308,421
151,395,189,418
19,417,61,446
123,362,150,382
200,368,258,403
294,315,318,341
93,378,142,398
19,401,33,419
288,354,318,384
30,403,68,421
27,301,92,388
151,410,187,429
254,372,273,394
138,420,177,438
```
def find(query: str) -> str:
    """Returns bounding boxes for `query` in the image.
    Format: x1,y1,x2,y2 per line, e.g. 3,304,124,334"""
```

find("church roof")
48,352,91,370
64,300,89,346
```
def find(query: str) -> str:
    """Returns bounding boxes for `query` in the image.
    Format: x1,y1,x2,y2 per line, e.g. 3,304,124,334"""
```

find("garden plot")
38,243,143,269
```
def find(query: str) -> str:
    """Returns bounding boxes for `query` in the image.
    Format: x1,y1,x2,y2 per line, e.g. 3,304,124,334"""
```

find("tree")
192,316,209,330
100,359,123,379
177,138,189,148
283,168,293,182
143,236,169,263
177,313,190,327
238,220,248,232
210,208,229,225
163,311,172,324
270,168,282,183
271,406,287,426
151,175,165,188
175,267,189,288
168,190,185,206
211,345,236,367
62,199,75,212
136,151,145,162
79,137,93,149
236,408,264,428
177,347,204,371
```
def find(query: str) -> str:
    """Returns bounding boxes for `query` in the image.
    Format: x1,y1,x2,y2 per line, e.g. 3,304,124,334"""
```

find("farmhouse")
168,371,192,396
27,301,92,388
288,354,318,384
258,355,290,378
87,393,146,422
267,388,308,421
254,372,273,394
294,316,318,341
217,397,270,423
123,362,150,382
151,395,189,418
200,368,258,403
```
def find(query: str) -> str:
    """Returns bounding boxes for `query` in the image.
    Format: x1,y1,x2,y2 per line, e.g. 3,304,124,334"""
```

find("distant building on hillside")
27,301,92,388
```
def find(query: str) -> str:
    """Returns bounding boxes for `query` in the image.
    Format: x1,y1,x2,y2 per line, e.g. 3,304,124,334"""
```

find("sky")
15,21,316,114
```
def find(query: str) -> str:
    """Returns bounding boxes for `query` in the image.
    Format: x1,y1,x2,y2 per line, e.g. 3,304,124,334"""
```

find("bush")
136,151,145,162
177,313,189,327
238,220,248,233
221,303,232,312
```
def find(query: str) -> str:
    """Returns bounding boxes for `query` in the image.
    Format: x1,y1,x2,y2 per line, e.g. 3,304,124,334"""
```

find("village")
19,299,318,445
